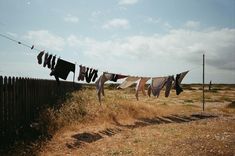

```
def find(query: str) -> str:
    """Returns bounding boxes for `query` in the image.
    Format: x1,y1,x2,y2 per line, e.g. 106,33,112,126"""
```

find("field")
4,84,235,156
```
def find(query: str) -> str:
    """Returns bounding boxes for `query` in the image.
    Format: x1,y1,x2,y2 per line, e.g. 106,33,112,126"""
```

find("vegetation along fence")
0,76,81,144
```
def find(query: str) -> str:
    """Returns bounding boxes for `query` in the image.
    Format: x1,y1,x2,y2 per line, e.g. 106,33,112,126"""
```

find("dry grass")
4,84,235,156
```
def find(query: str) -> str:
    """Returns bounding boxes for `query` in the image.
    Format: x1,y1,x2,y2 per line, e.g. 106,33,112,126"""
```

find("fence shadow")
66,128,122,149
66,113,217,149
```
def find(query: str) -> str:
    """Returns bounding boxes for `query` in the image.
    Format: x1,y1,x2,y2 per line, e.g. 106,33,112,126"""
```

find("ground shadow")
67,113,217,149
66,128,122,149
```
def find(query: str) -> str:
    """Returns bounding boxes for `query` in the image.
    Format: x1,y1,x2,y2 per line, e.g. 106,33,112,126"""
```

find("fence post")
202,54,205,111
15,77,20,133
12,77,16,135
3,77,8,139
8,77,14,139
0,76,3,138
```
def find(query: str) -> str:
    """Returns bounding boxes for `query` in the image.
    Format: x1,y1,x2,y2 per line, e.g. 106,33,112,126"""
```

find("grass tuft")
227,101,235,108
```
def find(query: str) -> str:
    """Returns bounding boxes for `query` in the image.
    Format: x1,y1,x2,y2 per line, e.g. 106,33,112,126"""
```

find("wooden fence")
0,76,81,144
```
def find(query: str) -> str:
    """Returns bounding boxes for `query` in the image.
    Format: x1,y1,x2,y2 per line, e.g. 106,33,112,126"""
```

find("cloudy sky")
0,0,234,83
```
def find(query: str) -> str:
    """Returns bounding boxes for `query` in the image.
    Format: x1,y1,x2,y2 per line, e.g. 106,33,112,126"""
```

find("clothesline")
0,32,193,102
0,32,199,79
0,33,109,74
0,33,41,52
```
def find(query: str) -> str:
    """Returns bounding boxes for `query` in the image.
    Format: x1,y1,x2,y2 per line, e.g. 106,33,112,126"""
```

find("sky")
0,0,235,84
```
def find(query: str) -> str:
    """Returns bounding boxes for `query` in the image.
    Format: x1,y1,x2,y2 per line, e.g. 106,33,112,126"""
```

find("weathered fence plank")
0,76,3,137
3,77,8,138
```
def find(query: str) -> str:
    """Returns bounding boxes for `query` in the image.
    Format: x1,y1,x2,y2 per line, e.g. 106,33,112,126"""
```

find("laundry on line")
1,33,190,103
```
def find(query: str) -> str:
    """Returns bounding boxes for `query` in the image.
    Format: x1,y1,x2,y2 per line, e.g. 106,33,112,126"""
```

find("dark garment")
110,74,127,82
47,54,53,69
84,67,90,82
147,85,151,97
175,74,183,95
85,68,99,83
85,68,92,83
174,71,189,95
37,50,44,64
31,45,34,50
43,53,49,67
78,65,86,81
92,69,98,82
85,67,89,78
51,58,75,80
50,69,60,85
165,76,174,97
51,55,57,69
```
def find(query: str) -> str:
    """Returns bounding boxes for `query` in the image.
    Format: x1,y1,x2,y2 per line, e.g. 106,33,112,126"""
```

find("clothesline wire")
0,32,121,75
0,32,200,79
0,33,42,52
77,61,202,78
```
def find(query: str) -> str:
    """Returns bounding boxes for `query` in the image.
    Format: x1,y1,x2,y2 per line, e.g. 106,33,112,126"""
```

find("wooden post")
203,54,205,111
0,76,3,137
73,62,76,89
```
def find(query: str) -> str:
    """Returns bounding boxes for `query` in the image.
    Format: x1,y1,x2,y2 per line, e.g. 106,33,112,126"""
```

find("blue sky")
0,0,235,83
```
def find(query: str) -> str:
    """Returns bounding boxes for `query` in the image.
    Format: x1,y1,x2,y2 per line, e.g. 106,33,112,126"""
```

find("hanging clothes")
177,71,189,84
78,65,86,81
91,69,98,82
85,67,91,83
85,68,99,83
150,77,168,97
50,58,75,84
43,53,49,67
51,55,57,69
110,74,128,82
174,71,189,95
165,75,174,97
135,77,150,100
117,76,140,89
84,67,90,81
95,72,113,103
147,84,152,97
37,50,44,65
46,54,53,69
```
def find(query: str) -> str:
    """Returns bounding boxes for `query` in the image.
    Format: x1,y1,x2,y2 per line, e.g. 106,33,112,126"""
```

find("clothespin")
31,45,34,50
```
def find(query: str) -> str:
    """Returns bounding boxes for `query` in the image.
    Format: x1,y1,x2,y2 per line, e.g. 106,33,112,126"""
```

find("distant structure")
209,80,212,90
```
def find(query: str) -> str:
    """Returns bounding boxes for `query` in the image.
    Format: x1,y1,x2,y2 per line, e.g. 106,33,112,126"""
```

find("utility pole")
203,54,205,111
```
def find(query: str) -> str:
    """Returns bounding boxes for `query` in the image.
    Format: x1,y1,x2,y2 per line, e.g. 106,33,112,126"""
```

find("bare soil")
39,85,235,156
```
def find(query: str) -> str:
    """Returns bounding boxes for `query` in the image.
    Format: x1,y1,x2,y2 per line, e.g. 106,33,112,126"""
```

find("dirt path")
40,113,235,156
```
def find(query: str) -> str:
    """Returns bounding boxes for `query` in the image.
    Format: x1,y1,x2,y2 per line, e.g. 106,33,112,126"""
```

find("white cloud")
64,14,79,23
91,10,102,18
118,0,139,5
146,17,160,24
67,28,235,71
163,22,172,29
184,20,200,29
102,18,130,29
24,30,65,51
145,16,172,29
